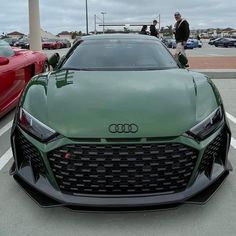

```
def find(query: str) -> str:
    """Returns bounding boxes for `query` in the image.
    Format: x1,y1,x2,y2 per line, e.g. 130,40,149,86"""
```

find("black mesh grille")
199,130,227,173
48,143,198,195
15,130,45,176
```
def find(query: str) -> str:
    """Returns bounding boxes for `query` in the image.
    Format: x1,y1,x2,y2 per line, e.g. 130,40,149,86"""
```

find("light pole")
101,12,106,34
85,0,88,34
28,0,42,51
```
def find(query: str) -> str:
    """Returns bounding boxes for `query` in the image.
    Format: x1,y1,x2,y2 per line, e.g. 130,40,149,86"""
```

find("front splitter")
12,169,230,212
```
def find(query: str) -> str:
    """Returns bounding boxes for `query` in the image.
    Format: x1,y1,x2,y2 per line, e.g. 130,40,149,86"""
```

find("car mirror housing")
178,53,188,68
0,57,10,66
48,53,60,69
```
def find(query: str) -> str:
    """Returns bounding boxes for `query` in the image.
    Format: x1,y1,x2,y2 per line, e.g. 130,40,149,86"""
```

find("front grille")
15,129,45,177
48,143,198,195
199,130,227,173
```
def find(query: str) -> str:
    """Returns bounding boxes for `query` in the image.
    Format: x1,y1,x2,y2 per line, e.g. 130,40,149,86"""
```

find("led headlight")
186,106,224,141
18,107,57,142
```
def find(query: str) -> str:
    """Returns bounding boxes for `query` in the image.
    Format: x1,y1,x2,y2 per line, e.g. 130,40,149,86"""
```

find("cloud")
1,0,235,35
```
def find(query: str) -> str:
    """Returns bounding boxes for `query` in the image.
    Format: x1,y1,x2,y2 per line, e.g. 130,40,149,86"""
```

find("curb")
192,70,236,79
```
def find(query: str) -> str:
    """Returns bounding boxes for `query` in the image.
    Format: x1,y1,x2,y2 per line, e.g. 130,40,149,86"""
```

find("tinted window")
0,40,15,57
62,39,178,70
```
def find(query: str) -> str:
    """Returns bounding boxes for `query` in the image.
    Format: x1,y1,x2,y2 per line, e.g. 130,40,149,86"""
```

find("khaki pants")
175,42,186,57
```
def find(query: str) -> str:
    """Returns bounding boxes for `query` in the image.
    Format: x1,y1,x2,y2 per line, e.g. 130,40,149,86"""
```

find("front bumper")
10,125,232,210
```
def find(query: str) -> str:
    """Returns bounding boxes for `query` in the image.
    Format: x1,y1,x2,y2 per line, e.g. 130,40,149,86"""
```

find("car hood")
24,69,218,138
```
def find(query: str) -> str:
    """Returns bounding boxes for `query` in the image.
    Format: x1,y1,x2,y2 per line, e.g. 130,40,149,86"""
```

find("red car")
0,40,48,118
42,38,62,50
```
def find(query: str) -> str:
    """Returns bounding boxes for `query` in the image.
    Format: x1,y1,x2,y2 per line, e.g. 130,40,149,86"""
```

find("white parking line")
231,137,236,149
226,112,236,125
0,148,12,171
0,120,13,137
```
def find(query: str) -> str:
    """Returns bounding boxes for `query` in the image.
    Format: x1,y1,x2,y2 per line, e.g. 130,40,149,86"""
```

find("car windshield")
0,40,15,57
18,38,29,43
62,39,178,71
47,39,58,42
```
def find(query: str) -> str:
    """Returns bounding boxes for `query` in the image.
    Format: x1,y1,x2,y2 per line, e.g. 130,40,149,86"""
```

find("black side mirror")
178,53,188,68
48,53,60,69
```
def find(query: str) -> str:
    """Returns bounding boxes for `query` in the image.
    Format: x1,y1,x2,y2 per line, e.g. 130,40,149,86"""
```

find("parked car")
189,39,202,48
214,38,236,47
162,37,176,48
10,34,232,210
197,40,203,48
58,39,71,48
14,38,30,49
2,37,17,46
208,37,222,45
185,39,194,49
0,40,48,118
188,38,198,48
42,38,62,50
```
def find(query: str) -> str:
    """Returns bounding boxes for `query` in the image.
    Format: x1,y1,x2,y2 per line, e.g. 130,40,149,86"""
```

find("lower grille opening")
48,143,198,195
15,129,45,181
199,129,227,174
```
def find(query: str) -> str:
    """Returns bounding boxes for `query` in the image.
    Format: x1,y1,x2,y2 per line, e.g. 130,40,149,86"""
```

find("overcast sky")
1,0,236,35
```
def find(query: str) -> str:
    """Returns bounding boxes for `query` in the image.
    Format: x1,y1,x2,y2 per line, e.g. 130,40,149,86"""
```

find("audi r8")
10,34,232,210
0,40,48,118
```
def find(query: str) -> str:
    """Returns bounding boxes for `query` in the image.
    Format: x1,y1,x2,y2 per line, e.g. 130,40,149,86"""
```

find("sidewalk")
189,57,236,69
188,56,236,79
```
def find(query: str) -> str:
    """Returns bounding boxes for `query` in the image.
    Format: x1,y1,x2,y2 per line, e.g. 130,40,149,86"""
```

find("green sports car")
10,34,232,210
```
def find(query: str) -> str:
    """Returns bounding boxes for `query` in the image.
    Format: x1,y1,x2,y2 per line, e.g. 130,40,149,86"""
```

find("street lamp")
101,12,106,34
85,0,88,34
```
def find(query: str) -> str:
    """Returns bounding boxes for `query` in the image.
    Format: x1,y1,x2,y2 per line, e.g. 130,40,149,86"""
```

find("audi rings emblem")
108,124,139,133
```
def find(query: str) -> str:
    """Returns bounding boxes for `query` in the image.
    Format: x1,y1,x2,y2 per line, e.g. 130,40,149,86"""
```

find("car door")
0,41,26,115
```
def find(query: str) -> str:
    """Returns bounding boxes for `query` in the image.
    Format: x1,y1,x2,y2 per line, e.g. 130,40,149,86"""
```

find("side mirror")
178,53,188,68
48,53,60,69
0,57,9,66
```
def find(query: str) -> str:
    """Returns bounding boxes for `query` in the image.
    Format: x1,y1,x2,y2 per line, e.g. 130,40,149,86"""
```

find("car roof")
81,33,160,42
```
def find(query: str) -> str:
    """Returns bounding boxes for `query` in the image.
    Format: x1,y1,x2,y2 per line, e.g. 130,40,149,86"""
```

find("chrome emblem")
108,124,139,133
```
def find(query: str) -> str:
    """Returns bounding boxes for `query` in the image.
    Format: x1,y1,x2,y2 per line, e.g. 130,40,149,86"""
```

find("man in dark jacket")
140,25,148,35
150,20,158,37
173,12,190,58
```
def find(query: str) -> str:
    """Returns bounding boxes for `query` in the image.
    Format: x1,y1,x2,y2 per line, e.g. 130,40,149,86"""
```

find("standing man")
140,25,148,35
150,20,159,37
173,12,190,59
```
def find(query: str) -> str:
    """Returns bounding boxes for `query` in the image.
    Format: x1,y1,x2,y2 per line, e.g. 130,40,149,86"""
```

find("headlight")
186,106,224,141
18,107,57,142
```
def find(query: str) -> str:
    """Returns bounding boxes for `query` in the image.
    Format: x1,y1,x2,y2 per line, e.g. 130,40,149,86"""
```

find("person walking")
150,20,158,37
173,12,190,60
140,25,148,35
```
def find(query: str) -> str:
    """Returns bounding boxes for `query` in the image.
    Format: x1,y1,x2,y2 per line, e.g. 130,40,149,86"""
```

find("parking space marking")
0,120,13,137
0,148,12,171
231,137,236,150
226,112,236,125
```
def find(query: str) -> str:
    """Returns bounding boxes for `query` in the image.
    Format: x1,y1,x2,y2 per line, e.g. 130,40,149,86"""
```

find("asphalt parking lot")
0,45,236,236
